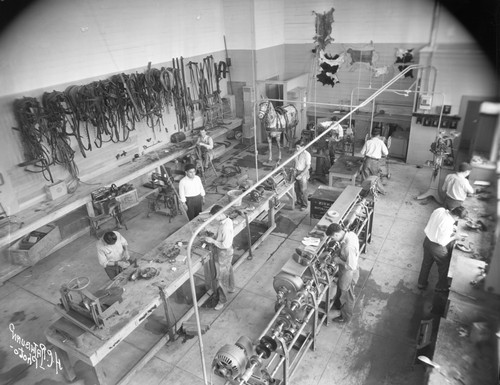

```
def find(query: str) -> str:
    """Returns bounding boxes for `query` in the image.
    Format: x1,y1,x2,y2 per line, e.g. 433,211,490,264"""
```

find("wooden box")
115,189,139,211
8,224,61,266
45,180,67,200
308,186,343,219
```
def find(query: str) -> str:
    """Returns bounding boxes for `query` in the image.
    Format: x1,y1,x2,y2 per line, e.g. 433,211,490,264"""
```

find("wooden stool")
88,200,127,238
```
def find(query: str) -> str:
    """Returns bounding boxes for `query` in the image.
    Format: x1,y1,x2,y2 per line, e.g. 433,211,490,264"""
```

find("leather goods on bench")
171,132,186,143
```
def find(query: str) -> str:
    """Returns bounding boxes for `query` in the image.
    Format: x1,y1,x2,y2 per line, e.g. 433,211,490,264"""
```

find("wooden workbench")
45,178,295,384
427,192,500,385
0,119,242,283
328,155,363,187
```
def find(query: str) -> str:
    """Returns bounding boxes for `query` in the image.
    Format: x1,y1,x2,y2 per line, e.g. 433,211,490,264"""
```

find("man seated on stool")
441,162,474,210
196,128,214,169
360,127,389,194
294,140,312,211
179,163,206,220
97,231,131,279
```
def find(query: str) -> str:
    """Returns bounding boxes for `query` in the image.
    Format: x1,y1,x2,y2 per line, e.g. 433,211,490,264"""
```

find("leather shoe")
417,284,427,290
332,316,346,323
435,287,449,293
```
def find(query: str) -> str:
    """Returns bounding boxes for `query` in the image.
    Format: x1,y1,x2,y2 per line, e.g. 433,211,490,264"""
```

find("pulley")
273,272,304,298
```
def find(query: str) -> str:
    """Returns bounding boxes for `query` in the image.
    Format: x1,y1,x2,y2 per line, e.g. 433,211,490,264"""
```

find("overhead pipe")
184,63,426,385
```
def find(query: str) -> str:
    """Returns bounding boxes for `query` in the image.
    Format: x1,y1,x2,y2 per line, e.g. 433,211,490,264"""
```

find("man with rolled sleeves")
441,162,474,210
417,206,468,292
360,127,388,186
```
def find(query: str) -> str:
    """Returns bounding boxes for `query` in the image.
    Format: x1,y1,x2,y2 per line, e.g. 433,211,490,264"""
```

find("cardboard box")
8,224,61,266
115,189,138,211
45,180,67,200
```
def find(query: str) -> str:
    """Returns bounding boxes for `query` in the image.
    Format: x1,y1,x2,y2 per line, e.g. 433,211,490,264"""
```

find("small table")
328,155,363,187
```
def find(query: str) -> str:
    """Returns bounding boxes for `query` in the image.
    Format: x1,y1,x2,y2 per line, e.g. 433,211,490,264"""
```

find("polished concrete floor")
0,143,447,385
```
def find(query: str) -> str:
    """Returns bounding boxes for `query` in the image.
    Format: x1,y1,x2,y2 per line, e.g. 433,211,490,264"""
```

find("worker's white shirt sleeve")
214,218,234,249
179,177,187,203
179,176,205,202
443,173,474,200
360,142,368,157
424,208,455,246
341,232,360,271
362,138,388,159
96,232,127,267
206,136,214,149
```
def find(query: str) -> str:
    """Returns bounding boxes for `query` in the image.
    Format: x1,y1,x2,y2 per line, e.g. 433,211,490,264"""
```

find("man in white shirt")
96,231,131,279
205,205,235,310
360,128,388,181
442,162,474,210
294,140,312,211
326,223,360,323
179,163,206,220
417,206,468,292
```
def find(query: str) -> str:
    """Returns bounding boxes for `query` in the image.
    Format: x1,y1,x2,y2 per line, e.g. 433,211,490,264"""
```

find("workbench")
328,155,363,187
426,192,500,385
45,178,295,385
0,119,243,283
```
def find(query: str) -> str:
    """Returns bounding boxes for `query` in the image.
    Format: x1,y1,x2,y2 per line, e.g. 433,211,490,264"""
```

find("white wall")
0,0,227,97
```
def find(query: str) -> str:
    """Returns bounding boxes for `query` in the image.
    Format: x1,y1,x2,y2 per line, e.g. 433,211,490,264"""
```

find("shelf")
0,118,243,249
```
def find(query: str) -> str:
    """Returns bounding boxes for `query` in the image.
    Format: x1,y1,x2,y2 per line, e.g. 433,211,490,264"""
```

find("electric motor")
273,272,303,299
213,343,248,380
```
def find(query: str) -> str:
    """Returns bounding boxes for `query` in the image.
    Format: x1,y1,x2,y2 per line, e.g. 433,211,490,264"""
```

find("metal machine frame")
212,187,374,385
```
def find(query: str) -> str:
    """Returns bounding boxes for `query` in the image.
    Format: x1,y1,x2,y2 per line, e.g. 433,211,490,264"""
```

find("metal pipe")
258,303,286,340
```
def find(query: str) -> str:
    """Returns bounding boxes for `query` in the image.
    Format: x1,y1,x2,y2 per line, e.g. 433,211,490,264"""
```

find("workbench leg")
158,289,176,340
54,347,76,382
94,363,108,385
286,191,296,211
268,200,276,228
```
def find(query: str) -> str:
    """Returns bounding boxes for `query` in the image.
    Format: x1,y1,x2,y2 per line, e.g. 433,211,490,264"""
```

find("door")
460,100,482,151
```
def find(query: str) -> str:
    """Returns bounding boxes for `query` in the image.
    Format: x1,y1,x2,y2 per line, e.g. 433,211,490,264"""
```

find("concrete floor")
0,143,447,385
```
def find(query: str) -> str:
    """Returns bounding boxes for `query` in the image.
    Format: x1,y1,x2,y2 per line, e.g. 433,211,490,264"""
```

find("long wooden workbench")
45,177,295,384
426,191,500,385
0,119,243,284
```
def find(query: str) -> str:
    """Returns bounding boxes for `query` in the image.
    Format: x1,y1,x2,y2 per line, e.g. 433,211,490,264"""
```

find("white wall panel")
254,0,285,49
284,0,473,45
0,0,226,96
223,0,253,50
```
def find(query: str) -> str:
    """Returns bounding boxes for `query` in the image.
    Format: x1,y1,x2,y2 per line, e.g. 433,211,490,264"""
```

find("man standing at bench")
360,127,388,194
204,204,235,311
179,163,206,220
97,231,131,279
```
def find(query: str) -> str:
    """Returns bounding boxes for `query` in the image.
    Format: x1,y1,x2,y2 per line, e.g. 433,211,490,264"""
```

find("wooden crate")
115,189,139,211
8,224,61,266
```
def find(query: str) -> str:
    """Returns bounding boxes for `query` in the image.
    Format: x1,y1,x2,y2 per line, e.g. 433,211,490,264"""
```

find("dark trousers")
444,195,463,210
334,267,359,322
418,236,453,290
186,195,203,220
294,178,308,208
104,265,123,280
361,157,380,180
